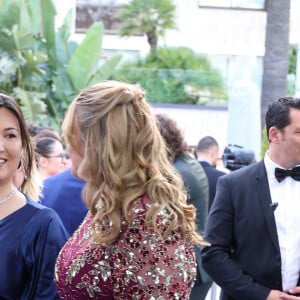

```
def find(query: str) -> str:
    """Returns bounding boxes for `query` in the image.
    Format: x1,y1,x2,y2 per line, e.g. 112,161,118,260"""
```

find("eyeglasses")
44,153,67,162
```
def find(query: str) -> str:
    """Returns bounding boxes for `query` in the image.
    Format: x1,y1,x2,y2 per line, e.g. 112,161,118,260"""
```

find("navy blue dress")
0,197,68,299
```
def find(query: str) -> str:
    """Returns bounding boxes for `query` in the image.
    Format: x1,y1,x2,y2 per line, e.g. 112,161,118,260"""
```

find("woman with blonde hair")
55,80,205,299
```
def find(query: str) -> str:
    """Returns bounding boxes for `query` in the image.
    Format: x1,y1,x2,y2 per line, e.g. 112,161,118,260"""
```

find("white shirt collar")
264,151,284,182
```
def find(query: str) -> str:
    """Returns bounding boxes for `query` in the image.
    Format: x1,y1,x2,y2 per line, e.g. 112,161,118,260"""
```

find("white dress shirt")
264,152,300,291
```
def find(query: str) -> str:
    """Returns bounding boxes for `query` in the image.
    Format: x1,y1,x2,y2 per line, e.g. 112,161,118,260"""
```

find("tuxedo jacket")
201,161,300,300
199,161,225,210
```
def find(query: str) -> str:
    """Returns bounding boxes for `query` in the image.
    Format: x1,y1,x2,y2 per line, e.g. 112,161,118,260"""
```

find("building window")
76,0,129,34
198,0,266,10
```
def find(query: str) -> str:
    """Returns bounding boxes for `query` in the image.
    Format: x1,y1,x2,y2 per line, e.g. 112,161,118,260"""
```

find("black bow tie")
275,166,300,182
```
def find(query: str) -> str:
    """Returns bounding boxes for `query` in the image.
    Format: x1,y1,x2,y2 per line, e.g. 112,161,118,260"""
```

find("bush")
114,47,227,105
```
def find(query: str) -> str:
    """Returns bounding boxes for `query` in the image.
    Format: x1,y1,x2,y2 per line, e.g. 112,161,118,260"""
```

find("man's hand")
267,289,300,300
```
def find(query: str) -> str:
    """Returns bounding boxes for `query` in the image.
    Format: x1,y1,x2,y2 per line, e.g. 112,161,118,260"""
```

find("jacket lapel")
256,161,280,252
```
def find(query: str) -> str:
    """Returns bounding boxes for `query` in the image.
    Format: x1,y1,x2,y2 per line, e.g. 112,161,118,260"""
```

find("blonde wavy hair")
62,80,204,245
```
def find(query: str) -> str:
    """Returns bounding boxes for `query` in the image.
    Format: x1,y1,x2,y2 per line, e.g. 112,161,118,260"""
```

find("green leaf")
14,87,47,122
0,29,16,53
0,0,20,30
52,73,75,103
10,0,35,51
40,0,56,63
12,24,34,51
22,50,47,79
59,8,73,42
67,22,103,91
89,54,122,85
26,0,41,35
56,24,77,67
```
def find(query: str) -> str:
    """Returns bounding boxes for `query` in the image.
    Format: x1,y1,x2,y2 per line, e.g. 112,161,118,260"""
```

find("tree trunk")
147,30,158,55
261,0,290,131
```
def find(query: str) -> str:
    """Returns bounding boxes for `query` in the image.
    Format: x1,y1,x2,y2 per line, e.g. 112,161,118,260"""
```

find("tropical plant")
287,44,297,96
288,44,297,75
0,0,122,128
114,47,226,104
120,0,176,55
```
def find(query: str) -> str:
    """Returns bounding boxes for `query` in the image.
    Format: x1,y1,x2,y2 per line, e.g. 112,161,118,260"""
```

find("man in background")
156,114,211,300
195,136,225,210
41,168,88,235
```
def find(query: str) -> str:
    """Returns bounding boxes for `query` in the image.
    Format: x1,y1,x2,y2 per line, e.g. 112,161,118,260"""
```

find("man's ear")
269,127,280,144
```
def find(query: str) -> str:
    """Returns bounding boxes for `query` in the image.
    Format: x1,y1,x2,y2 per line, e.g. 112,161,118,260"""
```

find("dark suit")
41,168,88,235
201,161,300,300
199,161,225,210
175,156,209,233
174,155,212,300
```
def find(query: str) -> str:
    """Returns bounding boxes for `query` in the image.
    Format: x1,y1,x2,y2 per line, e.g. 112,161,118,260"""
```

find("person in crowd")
0,93,68,299
41,167,87,235
195,136,225,210
13,124,63,201
63,151,72,168
27,122,63,142
216,145,231,174
156,114,211,300
35,135,67,179
201,97,300,300
156,114,209,234
55,80,204,299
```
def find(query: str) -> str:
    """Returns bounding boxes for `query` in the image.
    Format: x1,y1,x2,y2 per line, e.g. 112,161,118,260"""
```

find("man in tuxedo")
195,136,226,210
201,97,300,300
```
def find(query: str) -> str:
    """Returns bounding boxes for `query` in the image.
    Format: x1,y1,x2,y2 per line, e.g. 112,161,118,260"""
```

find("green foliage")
288,44,297,75
0,0,121,128
120,0,176,54
14,87,47,123
287,44,297,96
261,127,269,158
114,47,227,104
67,23,103,91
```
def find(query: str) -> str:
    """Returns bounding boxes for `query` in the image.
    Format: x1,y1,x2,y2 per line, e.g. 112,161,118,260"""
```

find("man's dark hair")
195,136,218,154
265,97,300,140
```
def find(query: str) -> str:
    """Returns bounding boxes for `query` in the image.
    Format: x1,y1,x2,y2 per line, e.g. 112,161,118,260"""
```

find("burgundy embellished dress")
55,196,197,299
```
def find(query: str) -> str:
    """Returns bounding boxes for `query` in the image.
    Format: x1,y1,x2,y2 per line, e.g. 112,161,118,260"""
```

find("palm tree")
261,0,291,130
120,0,176,55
